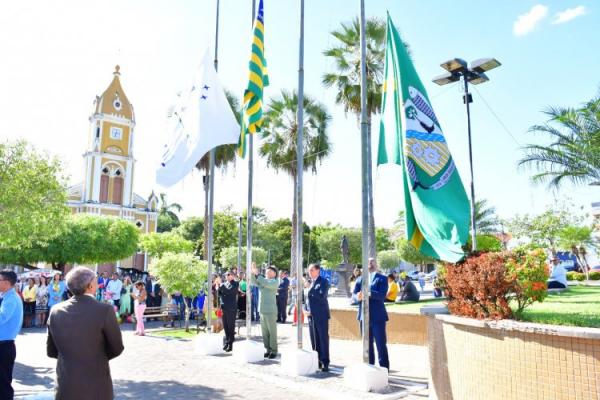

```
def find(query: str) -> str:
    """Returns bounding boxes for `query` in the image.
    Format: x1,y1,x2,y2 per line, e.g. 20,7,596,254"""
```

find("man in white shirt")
547,258,568,289
106,273,123,308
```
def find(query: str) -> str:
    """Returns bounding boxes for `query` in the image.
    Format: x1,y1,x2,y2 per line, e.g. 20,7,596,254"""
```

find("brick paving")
13,320,429,399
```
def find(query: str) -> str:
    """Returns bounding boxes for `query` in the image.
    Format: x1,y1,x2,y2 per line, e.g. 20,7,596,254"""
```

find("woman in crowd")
36,276,50,327
22,278,37,328
119,276,133,320
131,281,147,336
48,273,65,309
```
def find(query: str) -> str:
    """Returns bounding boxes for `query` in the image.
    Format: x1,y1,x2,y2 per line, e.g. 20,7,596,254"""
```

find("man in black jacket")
276,271,290,323
217,271,239,352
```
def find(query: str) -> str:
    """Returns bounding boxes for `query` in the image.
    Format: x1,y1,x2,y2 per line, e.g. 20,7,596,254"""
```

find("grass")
516,286,600,328
150,328,200,339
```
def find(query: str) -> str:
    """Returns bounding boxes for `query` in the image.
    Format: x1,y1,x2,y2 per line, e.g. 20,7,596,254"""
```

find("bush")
506,248,549,315
574,272,585,281
589,271,600,281
444,252,513,320
566,271,578,281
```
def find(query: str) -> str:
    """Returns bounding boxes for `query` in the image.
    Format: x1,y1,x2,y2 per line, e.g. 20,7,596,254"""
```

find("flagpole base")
232,339,264,363
343,363,388,392
194,333,224,356
281,348,319,376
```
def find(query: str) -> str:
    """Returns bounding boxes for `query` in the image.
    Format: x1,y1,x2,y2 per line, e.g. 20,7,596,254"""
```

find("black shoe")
264,352,270,358
321,366,329,372
225,346,232,352
268,353,277,359
223,345,229,351
318,361,323,369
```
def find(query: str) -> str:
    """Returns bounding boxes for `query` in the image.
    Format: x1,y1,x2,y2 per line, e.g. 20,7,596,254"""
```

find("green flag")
377,14,470,263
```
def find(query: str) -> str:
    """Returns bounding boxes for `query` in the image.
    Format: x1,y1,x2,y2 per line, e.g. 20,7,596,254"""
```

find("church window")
113,99,122,110
95,126,100,139
110,127,122,140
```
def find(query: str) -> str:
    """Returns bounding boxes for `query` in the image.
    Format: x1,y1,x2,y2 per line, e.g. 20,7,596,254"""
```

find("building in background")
67,66,158,274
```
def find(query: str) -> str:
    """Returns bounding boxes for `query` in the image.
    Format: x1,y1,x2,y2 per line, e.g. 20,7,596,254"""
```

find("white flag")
156,48,240,188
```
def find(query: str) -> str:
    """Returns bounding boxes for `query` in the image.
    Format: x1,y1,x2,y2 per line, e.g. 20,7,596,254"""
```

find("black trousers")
276,295,288,323
0,341,16,400
309,317,330,367
222,309,237,347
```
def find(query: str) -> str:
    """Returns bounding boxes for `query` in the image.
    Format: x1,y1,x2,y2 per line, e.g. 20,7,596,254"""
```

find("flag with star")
238,0,269,157
156,47,239,187
377,14,470,262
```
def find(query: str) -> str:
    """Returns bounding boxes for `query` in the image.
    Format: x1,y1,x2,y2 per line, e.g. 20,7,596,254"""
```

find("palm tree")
158,193,182,232
323,17,408,259
195,90,240,258
474,199,499,234
519,95,600,188
259,90,332,275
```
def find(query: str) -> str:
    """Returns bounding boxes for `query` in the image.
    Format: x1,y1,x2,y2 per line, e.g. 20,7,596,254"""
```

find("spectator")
47,267,124,399
238,272,247,320
418,271,426,292
548,257,568,289
433,278,443,298
0,269,24,399
48,273,65,310
106,273,123,308
385,274,399,303
399,275,420,302
276,271,290,323
22,278,37,328
250,263,260,322
131,281,147,336
36,276,50,327
97,272,109,301
191,289,206,323
119,276,133,319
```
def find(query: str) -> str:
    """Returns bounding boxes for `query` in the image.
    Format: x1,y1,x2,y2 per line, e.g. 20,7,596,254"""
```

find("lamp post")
433,58,501,252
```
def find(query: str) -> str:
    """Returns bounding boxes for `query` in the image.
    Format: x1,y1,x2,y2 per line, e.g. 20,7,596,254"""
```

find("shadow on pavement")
13,362,54,389
113,379,229,399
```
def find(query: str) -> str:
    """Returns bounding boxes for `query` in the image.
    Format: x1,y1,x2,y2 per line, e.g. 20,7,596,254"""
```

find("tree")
149,253,207,331
174,217,204,255
390,210,406,242
397,239,436,271
254,218,316,271
139,232,194,259
220,246,267,269
197,208,239,263
375,228,394,252
196,90,240,258
157,193,182,232
323,17,408,259
377,249,400,271
474,199,500,234
259,90,332,276
557,225,595,280
314,225,362,266
464,234,503,253
519,94,600,188
0,215,139,271
0,140,69,250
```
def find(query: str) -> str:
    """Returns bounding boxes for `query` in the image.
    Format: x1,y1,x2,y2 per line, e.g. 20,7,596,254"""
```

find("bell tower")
82,65,136,206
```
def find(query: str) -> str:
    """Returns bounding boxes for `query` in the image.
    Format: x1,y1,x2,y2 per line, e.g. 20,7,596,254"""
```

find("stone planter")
427,314,600,400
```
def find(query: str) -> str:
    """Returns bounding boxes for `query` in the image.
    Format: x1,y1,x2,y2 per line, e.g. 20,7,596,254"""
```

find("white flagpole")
295,0,305,349
245,0,257,340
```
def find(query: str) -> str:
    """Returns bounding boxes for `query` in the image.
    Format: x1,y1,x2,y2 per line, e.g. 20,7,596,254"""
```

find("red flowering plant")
505,248,549,316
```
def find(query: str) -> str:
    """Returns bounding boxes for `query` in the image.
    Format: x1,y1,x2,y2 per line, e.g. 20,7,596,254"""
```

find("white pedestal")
343,363,388,392
232,339,264,363
281,348,319,376
194,333,224,356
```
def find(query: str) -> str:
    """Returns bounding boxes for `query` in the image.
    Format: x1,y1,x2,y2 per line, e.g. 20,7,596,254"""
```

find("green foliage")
314,225,362,266
0,140,70,250
149,253,207,298
377,250,400,270
506,248,550,315
566,271,586,281
397,239,436,266
589,271,600,280
0,214,139,268
198,208,239,263
519,94,600,188
375,228,394,252
254,218,316,271
219,246,267,269
557,225,594,250
157,193,182,232
464,234,503,253
139,231,194,259
174,217,204,255
474,199,500,234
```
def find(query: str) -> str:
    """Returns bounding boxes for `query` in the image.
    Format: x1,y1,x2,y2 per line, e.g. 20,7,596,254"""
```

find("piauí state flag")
156,47,240,188
377,14,470,263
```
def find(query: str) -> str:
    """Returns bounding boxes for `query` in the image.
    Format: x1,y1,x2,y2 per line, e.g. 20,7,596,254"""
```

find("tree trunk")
367,119,377,259
290,172,298,277
184,306,191,332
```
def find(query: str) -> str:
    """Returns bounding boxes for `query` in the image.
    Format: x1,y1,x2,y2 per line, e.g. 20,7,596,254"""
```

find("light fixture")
440,58,468,73
432,72,461,86
470,58,501,73
467,72,489,85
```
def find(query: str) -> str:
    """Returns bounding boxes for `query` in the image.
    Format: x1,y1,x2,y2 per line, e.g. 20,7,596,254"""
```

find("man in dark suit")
353,258,390,370
276,271,290,323
47,267,124,399
305,263,330,372
144,275,153,306
217,271,239,352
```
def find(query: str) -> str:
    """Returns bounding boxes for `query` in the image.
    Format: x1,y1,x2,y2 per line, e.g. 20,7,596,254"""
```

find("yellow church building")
67,66,158,274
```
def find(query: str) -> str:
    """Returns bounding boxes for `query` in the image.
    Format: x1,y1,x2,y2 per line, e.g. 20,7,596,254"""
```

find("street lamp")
433,57,501,252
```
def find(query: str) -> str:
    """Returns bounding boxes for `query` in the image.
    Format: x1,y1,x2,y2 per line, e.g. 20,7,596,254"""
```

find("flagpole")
295,0,305,350
245,0,257,340
359,0,370,364
206,0,221,333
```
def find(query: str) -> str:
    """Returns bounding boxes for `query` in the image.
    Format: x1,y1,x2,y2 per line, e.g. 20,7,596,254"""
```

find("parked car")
406,270,420,281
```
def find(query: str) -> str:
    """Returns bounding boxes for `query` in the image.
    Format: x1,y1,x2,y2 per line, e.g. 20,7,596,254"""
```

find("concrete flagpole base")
194,333,224,356
343,363,388,392
232,339,264,363
281,348,319,376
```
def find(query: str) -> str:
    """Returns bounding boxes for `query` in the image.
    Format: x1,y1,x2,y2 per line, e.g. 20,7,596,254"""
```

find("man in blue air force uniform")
305,263,330,372
352,258,390,370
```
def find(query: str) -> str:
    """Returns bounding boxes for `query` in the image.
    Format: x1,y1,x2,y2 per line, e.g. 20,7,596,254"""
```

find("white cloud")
513,4,549,36
553,5,587,24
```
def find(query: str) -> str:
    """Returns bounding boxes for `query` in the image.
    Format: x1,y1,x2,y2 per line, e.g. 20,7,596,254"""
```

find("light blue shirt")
0,288,24,341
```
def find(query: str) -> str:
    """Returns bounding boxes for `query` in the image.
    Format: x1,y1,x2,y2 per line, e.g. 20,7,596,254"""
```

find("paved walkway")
14,320,429,399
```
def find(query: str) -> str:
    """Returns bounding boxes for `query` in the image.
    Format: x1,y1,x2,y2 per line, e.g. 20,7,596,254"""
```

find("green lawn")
516,286,600,328
384,286,600,328
150,329,200,340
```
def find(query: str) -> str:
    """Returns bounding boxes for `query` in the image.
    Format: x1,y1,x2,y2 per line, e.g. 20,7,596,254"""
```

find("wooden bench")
131,305,183,329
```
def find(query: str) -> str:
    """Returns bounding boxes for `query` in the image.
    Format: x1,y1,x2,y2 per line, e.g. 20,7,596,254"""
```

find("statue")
340,235,349,265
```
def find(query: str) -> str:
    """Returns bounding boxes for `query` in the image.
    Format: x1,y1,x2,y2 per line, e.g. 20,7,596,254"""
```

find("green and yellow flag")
238,0,269,157
377,14,470,263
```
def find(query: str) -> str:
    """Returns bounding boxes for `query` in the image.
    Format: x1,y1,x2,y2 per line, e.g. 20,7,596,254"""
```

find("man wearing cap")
251,264,279,359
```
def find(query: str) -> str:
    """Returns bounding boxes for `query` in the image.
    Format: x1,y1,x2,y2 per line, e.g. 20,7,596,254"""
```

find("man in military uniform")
251,264,279,359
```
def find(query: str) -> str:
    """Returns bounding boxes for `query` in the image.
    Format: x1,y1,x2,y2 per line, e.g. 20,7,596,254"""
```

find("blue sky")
0,1,598,228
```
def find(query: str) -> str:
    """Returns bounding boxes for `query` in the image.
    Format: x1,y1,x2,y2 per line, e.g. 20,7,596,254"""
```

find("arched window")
112,170,124,205
99,168,110,203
